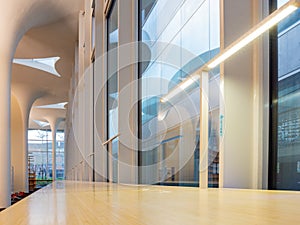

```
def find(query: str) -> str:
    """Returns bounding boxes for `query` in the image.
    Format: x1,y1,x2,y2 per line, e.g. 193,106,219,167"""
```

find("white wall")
220,0,268,189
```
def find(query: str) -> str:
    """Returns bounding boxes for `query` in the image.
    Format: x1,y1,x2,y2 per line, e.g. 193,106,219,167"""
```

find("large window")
28,129,65,181
56,131,65,179
107,0,119,183
270,0,300,190
139,0,220,187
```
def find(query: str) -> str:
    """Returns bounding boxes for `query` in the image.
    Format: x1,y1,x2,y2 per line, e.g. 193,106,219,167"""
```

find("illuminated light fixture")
158,0,300,121
33,120,50,127
13,57,61,77
160,74,200,103
207,0,299,69
35,102,68,109
158,74,199,121
157,109,170,121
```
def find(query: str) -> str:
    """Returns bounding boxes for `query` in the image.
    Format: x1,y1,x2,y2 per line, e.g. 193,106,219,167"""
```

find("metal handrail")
102,133,120,146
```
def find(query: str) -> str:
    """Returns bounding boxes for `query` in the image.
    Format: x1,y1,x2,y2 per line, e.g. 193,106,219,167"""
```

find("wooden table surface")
1,181,300,224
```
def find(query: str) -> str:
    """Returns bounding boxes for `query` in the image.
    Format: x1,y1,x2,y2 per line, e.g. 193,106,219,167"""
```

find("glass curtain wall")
107,0,119,183
139,0,220,187
270,0,300,190
28,129,65,182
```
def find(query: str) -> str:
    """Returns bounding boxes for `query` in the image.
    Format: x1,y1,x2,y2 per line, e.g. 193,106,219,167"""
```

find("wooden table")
1,181,300,224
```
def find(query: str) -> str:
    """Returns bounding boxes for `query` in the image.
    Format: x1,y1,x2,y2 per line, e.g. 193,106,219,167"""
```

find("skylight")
35,102,68,109
13,57,61,77
33,120,50,127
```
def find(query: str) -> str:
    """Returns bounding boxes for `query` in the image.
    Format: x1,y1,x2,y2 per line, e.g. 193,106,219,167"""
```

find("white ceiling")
10,0,83,130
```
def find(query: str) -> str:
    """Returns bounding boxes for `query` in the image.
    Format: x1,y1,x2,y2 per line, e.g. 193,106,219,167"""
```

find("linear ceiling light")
207,0,299,69
160,74,200,103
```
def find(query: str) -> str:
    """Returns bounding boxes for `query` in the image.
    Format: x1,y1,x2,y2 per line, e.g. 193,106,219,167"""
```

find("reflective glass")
276,1,300,190
139,0,220,186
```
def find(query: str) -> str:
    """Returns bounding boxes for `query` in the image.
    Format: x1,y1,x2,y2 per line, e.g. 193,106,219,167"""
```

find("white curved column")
47,118,64,181
0,56,12,208
48,119,58,181
12,84,46,193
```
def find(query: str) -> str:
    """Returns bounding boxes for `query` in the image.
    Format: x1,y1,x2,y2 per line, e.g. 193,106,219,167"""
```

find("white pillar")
118,0,138,184
51,126,57,181
22,114,29,192
94,0,107,183
20,91,45,192
199,71,209,188
11,97,28,193
220,0,263,189
11,86,45,193
47,118,63,182
0,56,12,208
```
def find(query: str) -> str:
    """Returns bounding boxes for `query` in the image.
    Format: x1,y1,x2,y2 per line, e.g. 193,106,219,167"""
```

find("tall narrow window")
91,0,96,181
107,0,119,183
139,0,220,187
91,0,96,61
270,0,300,190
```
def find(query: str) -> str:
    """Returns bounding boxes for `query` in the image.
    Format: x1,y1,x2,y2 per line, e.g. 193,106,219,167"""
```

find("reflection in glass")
139,0,220,187
112,137,118,183
275,0,300,190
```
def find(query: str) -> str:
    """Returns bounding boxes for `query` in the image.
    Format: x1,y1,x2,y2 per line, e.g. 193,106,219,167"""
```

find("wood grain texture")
1,181,300,225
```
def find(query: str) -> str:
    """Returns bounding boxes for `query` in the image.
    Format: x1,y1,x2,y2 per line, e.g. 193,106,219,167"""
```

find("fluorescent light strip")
159,0,299,107
207,2,298,69
160,74,199,103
